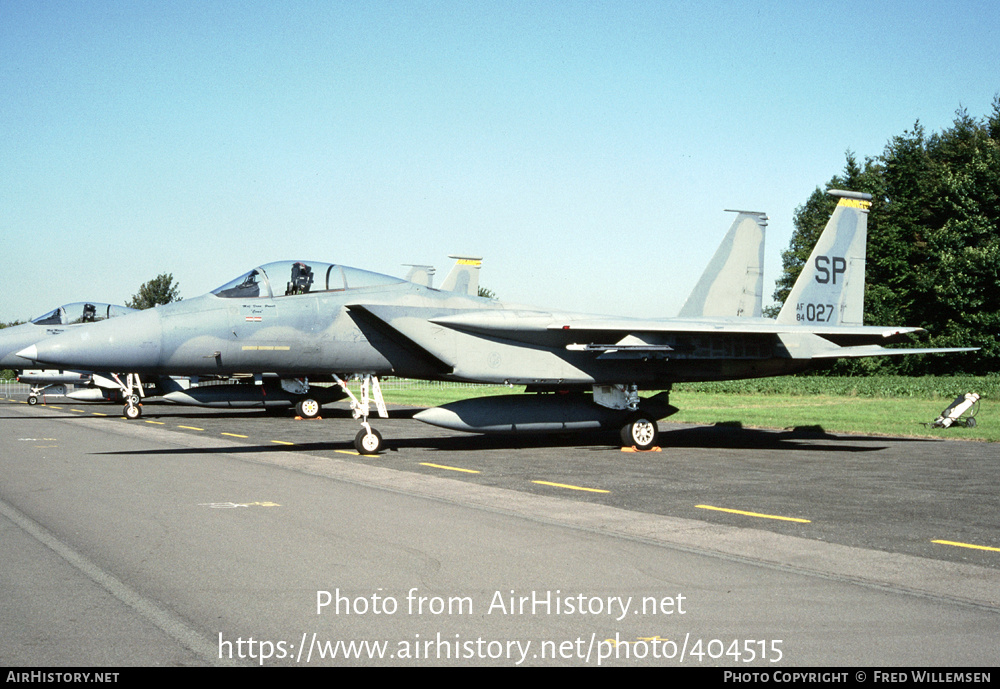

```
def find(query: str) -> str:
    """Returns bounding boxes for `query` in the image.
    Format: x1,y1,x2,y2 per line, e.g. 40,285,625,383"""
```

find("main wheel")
296,398,321,419
28,395,38,405
620,413,659,450
123,403,142,420
354,428,383,455
967,417,977,428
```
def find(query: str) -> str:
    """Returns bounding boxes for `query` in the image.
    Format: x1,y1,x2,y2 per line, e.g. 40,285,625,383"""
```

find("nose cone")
0,323,44,368
17,309,163,373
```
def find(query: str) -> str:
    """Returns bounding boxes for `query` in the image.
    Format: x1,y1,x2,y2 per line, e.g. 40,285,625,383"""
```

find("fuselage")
20,261,812,389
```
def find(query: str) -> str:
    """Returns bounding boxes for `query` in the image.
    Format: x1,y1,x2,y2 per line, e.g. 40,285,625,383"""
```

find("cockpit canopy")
211,261,403,299
31,302,137,326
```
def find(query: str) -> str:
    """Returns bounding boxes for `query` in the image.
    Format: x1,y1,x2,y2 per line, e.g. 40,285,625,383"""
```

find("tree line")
771,97,1000,376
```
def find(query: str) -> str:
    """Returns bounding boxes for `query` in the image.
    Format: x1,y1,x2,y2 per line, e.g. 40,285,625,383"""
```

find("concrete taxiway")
2,397,998,666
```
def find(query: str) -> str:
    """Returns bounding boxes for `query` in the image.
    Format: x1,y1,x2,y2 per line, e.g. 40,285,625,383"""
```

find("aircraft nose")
17,309,164,372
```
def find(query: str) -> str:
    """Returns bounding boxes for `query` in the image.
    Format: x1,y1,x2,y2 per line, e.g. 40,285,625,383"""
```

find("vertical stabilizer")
776,189,871,325
440,255,482,295
678,211,767,318
404,264,436,288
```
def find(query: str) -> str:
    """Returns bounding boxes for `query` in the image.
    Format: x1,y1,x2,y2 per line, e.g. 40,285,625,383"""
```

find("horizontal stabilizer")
809,346,979,359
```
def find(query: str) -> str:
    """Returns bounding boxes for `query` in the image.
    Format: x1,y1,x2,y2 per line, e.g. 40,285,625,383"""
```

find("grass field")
379,377,997,442
668,392,995,441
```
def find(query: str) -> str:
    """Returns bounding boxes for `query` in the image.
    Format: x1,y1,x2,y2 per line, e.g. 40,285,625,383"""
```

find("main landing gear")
595,383,661,451
295,397,321,419
334,374,388,455
620,411,659,451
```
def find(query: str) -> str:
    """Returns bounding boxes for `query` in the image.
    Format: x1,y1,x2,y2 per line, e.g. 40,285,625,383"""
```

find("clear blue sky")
2,0,998,321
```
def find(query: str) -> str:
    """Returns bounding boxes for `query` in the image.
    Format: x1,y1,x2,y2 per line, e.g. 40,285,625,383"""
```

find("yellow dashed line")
932,540,1000,553
270,440,294,445
696,504,811,523
144,420,165,425
532,480,610,494
221,432,248,438
420,462,481,474
92,412,107,416
70,408,85,413
178,425,204,431
335,449,360,456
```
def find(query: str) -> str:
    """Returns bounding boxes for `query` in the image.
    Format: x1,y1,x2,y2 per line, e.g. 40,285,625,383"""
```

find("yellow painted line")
270,440,294,445
178,425,204,431
47,405,62,409
696,504,811,523
144,420,165,425
420,462,481,474
335,449,360,456
70,408,86,413
92,412,108,416
532,480,610,494
221,432,248,438
932,539,1000,553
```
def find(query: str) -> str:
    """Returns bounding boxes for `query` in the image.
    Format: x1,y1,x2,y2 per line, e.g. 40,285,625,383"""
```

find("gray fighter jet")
0,301,340,412
3,257,489,415
20,191,966,454
0,302,139,403
0,302,137,370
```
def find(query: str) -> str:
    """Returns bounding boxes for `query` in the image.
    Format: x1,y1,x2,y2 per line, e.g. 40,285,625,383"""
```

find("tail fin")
678,210,767,318
776,189,870,325
440,255,482,295
403,264,437,288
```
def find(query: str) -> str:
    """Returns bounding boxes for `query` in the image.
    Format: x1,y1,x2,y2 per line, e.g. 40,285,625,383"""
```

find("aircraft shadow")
89,422,926,458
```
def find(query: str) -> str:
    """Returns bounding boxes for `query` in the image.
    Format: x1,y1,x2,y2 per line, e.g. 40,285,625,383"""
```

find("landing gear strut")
112,373,144,420
334,374,387,454
594,383,662,450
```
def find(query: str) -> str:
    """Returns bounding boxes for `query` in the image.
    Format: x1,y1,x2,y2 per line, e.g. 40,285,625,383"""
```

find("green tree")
127,273,182,310
771,98,1000,375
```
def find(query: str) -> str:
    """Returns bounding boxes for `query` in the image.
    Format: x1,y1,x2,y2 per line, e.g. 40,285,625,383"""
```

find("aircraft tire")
123,403,142,420
354,428,383,455
129,394,141,406
620,413,658,451
28,395,38,405
967,417,977,428
296,398,321,419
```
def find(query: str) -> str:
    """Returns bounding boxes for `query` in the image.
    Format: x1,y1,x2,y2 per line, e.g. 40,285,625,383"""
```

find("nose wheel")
354,426,383,454
112,373,145,420
335,374,388,454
